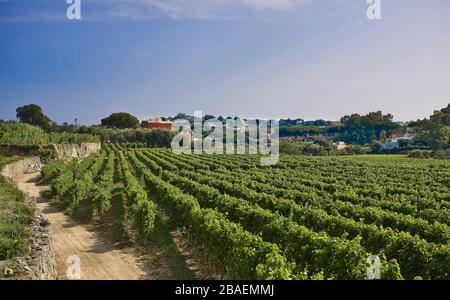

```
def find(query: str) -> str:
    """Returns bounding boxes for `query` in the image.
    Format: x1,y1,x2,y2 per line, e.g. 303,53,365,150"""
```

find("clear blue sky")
1,0,449,125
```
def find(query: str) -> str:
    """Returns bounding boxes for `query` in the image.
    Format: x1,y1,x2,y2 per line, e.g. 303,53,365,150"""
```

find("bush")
41,160,66,183
0,162,34,261
0,122,99,145
408,149,449,160
279,141,299,155
434,149,450,160
87,127,173,147
408,150,433,159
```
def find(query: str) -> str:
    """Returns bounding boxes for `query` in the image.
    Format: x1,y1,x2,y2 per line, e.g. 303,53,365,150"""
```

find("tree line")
3,103,448,151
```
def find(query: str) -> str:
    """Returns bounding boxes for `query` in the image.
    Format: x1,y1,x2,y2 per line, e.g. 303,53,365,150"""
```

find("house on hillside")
383,134,416,150
145,118,173,130
384,139,399,150
332,141,347,150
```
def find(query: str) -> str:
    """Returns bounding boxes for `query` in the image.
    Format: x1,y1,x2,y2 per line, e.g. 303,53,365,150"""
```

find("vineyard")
0,122,99,145
42,145,450,280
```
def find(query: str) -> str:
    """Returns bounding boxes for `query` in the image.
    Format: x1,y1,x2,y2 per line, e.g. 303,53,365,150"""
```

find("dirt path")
15,172,172,280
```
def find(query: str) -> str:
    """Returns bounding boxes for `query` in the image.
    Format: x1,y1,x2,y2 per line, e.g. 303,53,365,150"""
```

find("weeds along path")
15,172,172,280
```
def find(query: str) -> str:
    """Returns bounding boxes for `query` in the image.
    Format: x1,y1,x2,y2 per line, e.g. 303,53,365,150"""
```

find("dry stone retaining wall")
1,159,57,280
0,142,101,163
1,157,43,182
52,142,101,161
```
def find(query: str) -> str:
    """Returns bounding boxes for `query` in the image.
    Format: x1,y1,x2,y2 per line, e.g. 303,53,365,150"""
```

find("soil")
15,172,173,280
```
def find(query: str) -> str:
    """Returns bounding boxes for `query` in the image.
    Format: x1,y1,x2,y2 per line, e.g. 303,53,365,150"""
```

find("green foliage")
280,141,368,156
86,127,173,146
408,149,450,160
93,151,115,219
0,122,99,145
0,156,35,260
380,255,404,280
119,151,156,239
44,145,450,280
409,104,450,150
41,160,66,183
408,150,433,159
130,148,450,280
337,111,400,145
69,172,94,209
93,184,112,219
279,140,299,155
434,149,450,160
255,251,293,280
47,152,103,210
128,150,293,279
280,125,326,136
16,104,51,130
101,112,140,129
0,122,48,145
371,141,384,154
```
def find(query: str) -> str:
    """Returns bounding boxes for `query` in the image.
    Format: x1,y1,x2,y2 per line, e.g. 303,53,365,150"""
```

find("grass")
0,155,21,165
0,155,35,264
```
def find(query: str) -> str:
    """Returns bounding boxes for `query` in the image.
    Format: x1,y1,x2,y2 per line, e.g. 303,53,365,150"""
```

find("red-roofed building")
146,118,173,130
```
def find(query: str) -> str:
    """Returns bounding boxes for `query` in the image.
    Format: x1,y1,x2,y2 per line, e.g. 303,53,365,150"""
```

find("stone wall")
14,209,58,280
1,157,43,182
52,142,101,161
1,160,58,280
0,142,101,163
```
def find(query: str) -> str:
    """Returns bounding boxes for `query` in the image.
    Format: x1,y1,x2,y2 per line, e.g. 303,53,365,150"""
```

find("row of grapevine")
93,149,115,220
139,149,449,279
131,150,389,280
118,150,156,239
43,145,449,280
156,149,450,244
173,150,449,221
185,150,449,204
127,151,296,280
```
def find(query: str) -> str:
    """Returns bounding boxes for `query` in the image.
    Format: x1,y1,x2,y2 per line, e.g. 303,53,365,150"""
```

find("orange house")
146,118,173,130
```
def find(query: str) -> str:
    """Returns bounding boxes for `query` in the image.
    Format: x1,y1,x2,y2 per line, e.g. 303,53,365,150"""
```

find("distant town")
139,106,449,155
1,104,449,158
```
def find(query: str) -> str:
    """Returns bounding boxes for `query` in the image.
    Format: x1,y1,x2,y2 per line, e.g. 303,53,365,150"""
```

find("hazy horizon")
1,0,450,125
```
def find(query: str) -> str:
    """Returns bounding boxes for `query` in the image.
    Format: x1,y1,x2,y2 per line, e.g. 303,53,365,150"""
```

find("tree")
371,141,384,154
338,111,399,144
101,112,140,129
174,113,188,120
204,114,216,121
279,141,299,155
411,104,450,149
16,104,51,130
140,120,149,128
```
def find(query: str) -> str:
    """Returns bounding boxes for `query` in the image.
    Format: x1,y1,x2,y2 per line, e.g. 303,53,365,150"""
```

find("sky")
0,0,450,125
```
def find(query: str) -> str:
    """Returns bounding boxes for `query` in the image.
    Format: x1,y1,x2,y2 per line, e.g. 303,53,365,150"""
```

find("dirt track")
16,173,170,280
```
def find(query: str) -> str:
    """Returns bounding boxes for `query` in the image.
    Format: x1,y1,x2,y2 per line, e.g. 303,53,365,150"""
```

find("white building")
384,139,399,149
333,141,347,150
383,134,416,150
